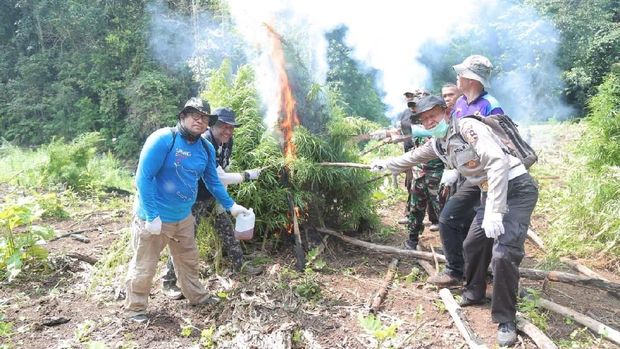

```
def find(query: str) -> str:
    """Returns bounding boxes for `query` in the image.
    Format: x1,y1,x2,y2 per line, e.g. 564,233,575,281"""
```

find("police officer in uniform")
370,95,538,347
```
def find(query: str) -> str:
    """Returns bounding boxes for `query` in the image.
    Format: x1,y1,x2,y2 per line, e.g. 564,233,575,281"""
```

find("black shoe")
402,239,418,250
459,295,488,307
497,321,517,346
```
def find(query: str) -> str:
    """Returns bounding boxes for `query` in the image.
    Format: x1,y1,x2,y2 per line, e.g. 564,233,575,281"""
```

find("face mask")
428,119,449,138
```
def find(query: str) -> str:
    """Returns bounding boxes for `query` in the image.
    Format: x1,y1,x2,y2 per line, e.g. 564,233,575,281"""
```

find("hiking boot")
427,271,462,288
402,239,418,250
127,313,148,323
429,224,439,232
162,283,184,300
398,218,408,225
241,264,264,276
497,321,517,347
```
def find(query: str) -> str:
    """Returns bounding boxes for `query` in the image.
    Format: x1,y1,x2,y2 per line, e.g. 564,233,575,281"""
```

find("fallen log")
66,252,98,265
522,290,620,346
518,267,620,294
560,257,609,281
439,288,487,349
369,258,399,313
317,162,371,169
527,228,545,250
319,227,620,293
516,313,557,349
316,227,446,263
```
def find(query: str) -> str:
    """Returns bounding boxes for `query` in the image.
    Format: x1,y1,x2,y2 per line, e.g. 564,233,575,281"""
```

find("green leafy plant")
74,320,96,342
517,289,548,331
42,132,102,190
358,314,398,348
305,246,326,271
404,267,422,284
0,198,54,281
200,325,216,349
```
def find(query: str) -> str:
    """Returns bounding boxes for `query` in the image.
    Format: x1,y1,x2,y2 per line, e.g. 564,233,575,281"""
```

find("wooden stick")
516,313,558,349
518,267,620,293
438,288,487,349
317,162,371,169
287,194,306,271
527,228,545,250
360,137,407,156
430,245,440,274
416,245,436,276
319,227,620,293
317,227,446,263
525,292,620,346
362,173,391,185
560,257,609,281
66,252,98,265
369,258,399,313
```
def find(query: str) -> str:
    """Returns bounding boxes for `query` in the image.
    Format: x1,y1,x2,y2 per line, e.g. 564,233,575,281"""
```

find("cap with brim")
212,107,240,127
411,95,446,117
453,55,492,88
181,97,218,126
453,65,490,88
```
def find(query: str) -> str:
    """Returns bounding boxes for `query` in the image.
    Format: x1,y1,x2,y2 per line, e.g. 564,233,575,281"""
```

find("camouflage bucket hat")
453,55,493,88
180,97,218,126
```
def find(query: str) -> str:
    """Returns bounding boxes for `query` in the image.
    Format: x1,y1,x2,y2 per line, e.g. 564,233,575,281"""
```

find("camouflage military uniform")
407,137,444,247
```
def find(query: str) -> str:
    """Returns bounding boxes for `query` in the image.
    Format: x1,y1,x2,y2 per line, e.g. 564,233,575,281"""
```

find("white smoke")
147,0,573,124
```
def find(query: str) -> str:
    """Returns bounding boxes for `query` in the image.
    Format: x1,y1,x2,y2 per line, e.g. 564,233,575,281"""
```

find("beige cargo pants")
124,214,210,316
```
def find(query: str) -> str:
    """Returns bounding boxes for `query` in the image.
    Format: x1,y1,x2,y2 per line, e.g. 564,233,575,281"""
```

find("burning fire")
264,23,300,159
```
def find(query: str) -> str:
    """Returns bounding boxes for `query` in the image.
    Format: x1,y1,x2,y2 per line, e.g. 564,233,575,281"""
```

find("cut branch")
523,291,620,346
360,137,407,156
439,288,487,349
527,228,545,250
317,162,371,169
516,313,558,349
66,252,98,265
369,258,399,313
416,245,436,276
317,227,446,263
560,257,609,281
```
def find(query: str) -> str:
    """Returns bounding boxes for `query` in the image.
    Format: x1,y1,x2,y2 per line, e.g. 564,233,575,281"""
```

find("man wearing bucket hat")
161,107,263,299
370,95,537,347
424,55,507,289
124,97,250,323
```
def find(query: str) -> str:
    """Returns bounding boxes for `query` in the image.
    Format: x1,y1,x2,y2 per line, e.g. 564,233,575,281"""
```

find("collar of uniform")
463,90,488,106
446,115,459,139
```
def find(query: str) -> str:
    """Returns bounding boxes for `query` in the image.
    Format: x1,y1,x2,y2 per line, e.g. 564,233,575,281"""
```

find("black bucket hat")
212,107,240,127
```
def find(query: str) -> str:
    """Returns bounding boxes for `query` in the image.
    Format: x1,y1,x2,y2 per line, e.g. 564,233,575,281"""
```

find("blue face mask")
428,119,449,138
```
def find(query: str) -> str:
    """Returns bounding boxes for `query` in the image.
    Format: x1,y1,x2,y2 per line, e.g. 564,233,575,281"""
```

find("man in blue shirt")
124,98,249,323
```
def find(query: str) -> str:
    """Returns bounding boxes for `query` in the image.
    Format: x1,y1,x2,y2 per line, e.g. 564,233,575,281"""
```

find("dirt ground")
1,124,619,349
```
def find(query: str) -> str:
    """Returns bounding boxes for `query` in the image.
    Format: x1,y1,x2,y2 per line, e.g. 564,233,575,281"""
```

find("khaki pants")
124,214,210,316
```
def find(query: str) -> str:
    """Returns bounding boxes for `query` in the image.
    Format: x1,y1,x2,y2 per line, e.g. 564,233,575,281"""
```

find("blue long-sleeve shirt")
134,128,234,222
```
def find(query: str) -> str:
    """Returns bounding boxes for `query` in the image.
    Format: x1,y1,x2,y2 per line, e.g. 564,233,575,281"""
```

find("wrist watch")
243,171,250,181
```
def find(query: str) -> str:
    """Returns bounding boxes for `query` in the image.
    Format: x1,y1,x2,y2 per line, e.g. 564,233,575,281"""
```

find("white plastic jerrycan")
234,208,255,240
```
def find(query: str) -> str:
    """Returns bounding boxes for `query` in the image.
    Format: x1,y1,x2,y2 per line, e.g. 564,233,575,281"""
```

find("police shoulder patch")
462,125,479,144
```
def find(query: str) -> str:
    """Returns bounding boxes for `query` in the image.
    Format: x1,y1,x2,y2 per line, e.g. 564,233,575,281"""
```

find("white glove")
481,212,504,239
145,216,162,235
440,169,459,186
244,168,262,181
229,203,249,218
370,159,389,173
370,129,388,140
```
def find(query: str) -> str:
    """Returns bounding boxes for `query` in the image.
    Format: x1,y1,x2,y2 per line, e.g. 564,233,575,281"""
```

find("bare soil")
2,124,619,349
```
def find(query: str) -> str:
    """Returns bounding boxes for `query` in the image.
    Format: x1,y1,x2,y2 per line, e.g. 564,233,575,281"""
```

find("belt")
479,164,528,192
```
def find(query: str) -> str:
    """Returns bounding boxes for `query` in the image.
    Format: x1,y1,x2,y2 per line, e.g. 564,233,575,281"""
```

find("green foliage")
358,314,398,348
74,319,96,343
42,132,101,190
200,325,216,349
0,197,54,281
195,215,224,274
518,289,549,331
0,315,13,340
580,70,620,169
294,270,322,301
35,193,69,220
89,229,132,293
305,246,326,271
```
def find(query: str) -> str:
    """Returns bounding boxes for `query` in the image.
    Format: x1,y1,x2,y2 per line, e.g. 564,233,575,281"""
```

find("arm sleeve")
202,142,235,210
135,131,168,221
385,140,440,173
460,119,510,214
218,171,245,185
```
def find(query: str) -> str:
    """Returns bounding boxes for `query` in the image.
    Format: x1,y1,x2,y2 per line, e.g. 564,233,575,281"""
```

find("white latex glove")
440,169,459,186
244,168,262,180
229,203,249,218
370,159,389,173
145,216,162,235
481,212,504,239
218,172,244,185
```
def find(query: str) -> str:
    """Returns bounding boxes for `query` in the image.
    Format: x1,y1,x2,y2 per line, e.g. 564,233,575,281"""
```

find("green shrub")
42,132,102,190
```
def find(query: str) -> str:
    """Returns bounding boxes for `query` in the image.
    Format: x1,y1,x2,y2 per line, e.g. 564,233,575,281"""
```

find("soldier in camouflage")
162,107,263,300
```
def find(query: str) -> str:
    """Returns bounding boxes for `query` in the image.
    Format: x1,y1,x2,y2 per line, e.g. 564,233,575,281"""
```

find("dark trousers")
438,180,480,277
162,199,244,287
462,173,538,323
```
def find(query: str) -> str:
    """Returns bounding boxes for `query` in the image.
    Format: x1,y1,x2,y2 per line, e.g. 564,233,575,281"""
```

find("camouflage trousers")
162,199,245,287
407,171,442,244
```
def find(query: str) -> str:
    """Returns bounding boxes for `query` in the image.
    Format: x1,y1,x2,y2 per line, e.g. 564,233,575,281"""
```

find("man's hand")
440,169,459,186
229,203,250,218
482,212,504,239
145,216,162,235
370,159,389,173
244,168,262,181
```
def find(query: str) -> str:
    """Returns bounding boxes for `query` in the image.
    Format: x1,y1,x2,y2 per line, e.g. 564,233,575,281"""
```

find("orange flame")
265,23,300,159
